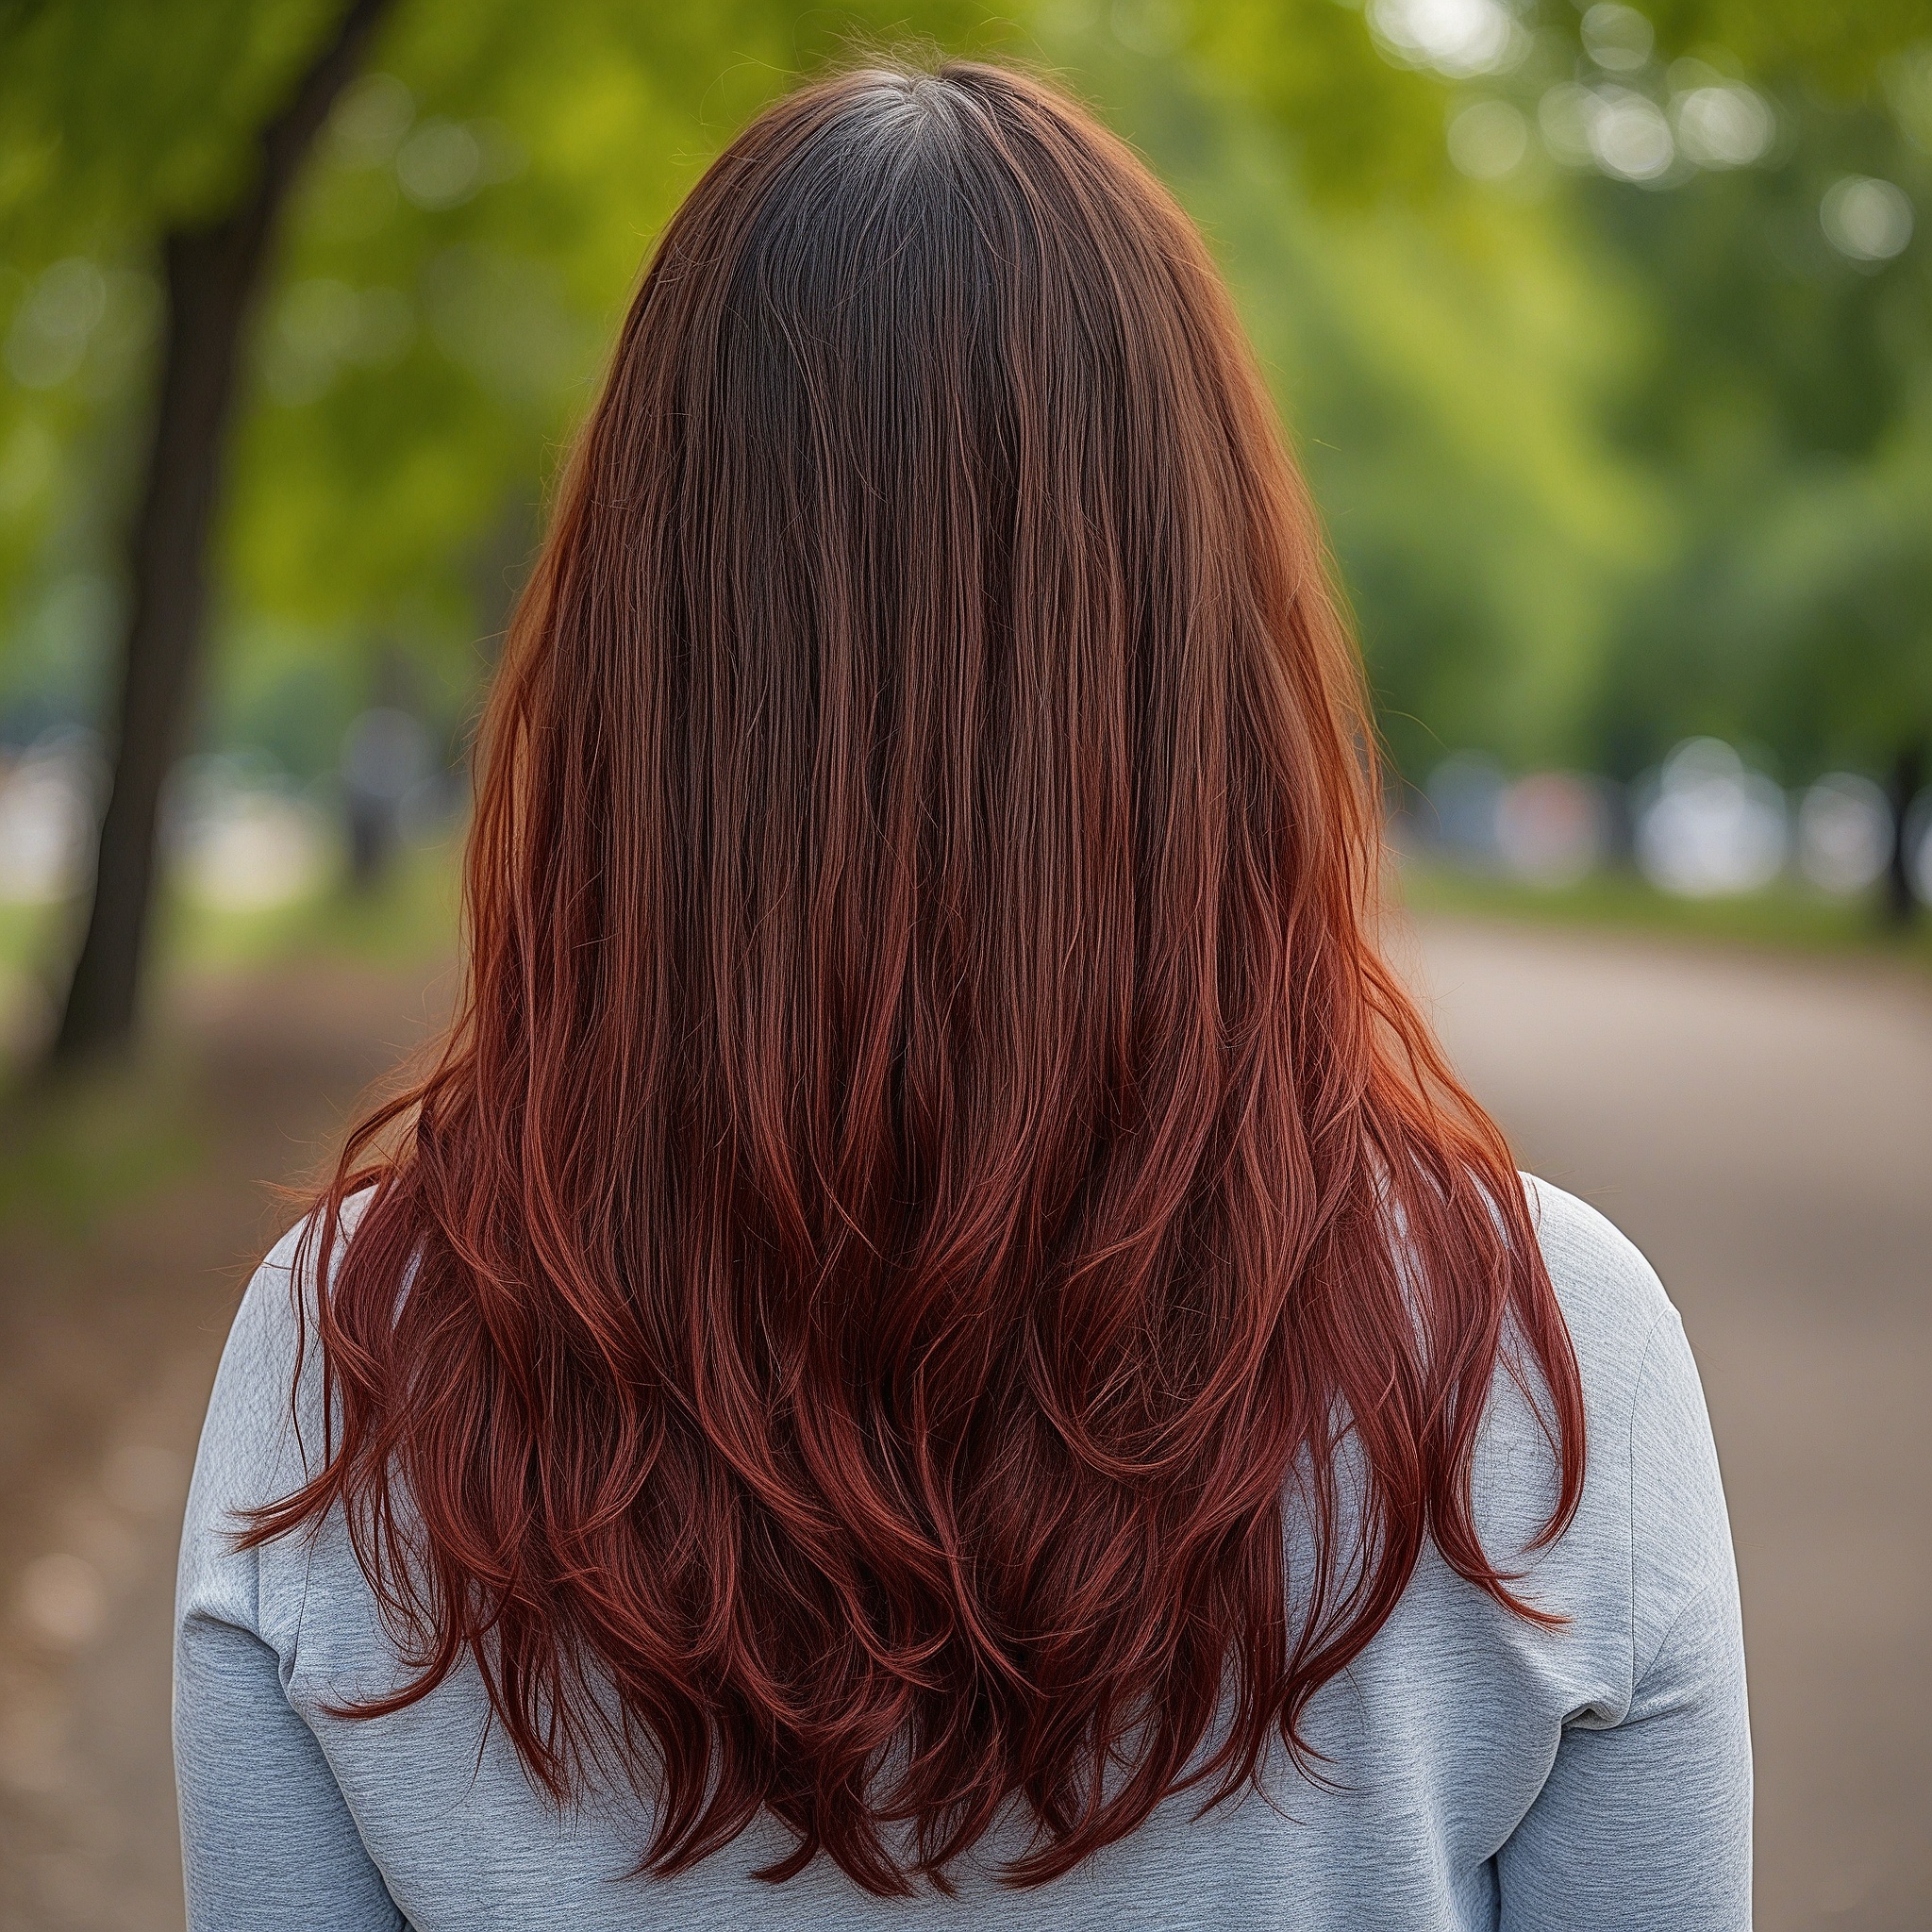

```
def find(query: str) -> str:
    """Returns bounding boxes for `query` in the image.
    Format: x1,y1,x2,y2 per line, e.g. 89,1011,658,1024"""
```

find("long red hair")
250,58,1583,1894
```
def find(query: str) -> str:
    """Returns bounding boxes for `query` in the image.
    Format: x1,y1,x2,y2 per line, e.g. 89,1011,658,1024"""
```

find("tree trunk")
1883,741,1924,929
49,0,394,1068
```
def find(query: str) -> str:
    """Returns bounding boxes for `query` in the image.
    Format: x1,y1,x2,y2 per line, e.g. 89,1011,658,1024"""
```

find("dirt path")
0,961,452,1932
0,920,1926,1929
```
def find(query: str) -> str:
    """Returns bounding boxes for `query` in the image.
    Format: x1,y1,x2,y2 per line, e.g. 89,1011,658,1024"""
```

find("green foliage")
0,1050,208,1238
1181,0,1452,200
0,0,346,240
1175,0,1932,783
1181,113,1658,771
1399,848,1932,971
1592,112,1932,775
3,0,1931,795
1641,0,1932,97
216,0,1035,729
0,0,1032,744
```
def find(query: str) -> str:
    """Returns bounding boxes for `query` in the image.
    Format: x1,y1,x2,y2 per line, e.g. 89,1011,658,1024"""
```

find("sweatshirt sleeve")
174,1221,405,1932
1495,1303,1753,1930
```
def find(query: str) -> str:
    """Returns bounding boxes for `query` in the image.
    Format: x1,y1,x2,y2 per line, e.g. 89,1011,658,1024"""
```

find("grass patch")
0,1051,208,1245
151,836,463,974
1397,854,1932,972
2,836,461,996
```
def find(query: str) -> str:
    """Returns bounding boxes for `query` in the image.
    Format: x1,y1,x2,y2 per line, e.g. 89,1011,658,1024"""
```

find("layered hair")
249,58,1584,1895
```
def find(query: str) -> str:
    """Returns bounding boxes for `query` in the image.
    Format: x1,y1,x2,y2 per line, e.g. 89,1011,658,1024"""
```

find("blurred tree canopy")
7,0,1925,765
1175,0,1932,782
2,0,1931,1044
0,0,1016,741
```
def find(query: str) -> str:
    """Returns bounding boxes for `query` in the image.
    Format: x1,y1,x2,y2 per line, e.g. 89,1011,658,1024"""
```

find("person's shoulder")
233,1187,378,1352
1518,1178,1735,1657
209,1189,381,1475
1519,1174,1676,1411
1522,1174,1671,1336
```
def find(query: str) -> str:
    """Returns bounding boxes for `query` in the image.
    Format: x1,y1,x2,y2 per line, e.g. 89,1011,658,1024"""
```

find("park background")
0,1,1928,1926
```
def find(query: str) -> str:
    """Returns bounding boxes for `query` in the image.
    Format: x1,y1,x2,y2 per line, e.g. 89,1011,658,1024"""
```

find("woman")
175,58,1750,1930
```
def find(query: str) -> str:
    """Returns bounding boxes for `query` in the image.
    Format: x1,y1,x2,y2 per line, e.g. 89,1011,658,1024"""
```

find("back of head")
254,58,1583,1896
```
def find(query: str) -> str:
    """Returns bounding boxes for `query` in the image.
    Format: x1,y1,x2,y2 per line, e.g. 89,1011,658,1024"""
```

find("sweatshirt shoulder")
205,1191,380,1485
1521,1174,1674,1387
231,1190,372,1353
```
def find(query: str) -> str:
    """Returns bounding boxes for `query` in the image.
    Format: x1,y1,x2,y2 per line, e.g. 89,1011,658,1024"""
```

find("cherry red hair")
249,58,1584,1895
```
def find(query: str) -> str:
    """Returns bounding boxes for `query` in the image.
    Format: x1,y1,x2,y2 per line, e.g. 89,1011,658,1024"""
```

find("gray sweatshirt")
174,1177,1751,1930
